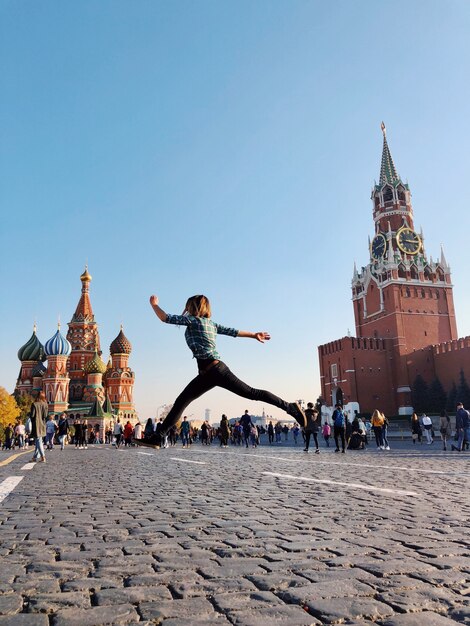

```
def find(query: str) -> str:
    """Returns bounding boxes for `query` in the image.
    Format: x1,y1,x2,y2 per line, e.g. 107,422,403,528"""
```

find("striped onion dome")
18,327,45,362
110,327,132,355
44,326,72,357
84,350,107,374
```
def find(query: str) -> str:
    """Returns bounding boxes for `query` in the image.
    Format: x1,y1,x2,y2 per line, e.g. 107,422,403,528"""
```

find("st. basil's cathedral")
318,125,470,416
15,267,137,430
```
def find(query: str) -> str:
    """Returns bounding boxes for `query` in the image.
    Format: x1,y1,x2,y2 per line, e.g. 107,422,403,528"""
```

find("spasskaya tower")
319,124,459,415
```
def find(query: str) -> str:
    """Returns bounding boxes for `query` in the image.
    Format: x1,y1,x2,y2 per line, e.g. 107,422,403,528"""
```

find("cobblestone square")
0,441,469,625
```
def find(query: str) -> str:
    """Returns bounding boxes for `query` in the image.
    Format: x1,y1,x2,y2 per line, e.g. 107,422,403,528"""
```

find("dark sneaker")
288,402,307,428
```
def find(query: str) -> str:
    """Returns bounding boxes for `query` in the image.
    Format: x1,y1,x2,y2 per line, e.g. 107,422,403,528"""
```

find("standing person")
57,413,69,450
30,391,48,463
304,403,320,453
3,424,13,450
114,418,123,448
332,404,346,453
451,402,470,452
15,420,26,450
180,416,191,448
200,420,209,445
422,413,434,444
292,425,300,445
371,409,385,450
267,421,274,445
411,413,422,444
275,422,282,443
250,423,258,448
149,294,307,446
240,410,253,449
322,421,331,447
74,419,82,448
134,421,142,440
381,412,391,450
45,415,57,450
219,414,230,448
144,418,154,440
123,421,133,447
82,419,89,449
439,410,452,451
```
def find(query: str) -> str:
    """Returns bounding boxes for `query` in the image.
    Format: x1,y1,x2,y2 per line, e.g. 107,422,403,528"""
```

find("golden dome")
80,266,92,282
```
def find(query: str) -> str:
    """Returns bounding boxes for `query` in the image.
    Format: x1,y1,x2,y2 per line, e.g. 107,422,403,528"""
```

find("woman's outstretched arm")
237,330,271,343
149,295,168,322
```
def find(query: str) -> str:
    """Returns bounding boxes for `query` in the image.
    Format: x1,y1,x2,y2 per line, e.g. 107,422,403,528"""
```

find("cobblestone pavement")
0,440,469,625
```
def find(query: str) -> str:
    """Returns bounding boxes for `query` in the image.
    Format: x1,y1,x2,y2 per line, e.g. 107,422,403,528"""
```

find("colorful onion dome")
18,326,45,362
44,326,72,357
80,266,92,282
32,362,46,377
110,327,132,355
84,350,107,374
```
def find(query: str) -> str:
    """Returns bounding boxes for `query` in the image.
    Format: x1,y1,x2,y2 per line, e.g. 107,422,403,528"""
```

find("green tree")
0,387,20,439
428,377,447,414
456,369,470,408
411,375,428,414
446,381,457,413
14,392,34,422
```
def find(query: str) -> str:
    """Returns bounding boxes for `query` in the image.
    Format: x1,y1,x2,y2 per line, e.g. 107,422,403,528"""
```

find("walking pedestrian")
240,410,253,449
219,414,230,447
422,413,434,444
411,413,422,444
267,421,274,445
303,403,320,453
322,421,331,447
180,416,191,448
57,412,69,450
134,421,142,440
451,402,470,452
149,294,307,446
371,409,385,450
439,410,452,451
114,418,123,448
30,391,48,462
382,412,391,450
123,421,133,446
332,404,346,453
45,415,57,450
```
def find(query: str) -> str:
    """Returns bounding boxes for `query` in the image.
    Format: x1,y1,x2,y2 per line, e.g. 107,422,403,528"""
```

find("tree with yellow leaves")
0,386,20,439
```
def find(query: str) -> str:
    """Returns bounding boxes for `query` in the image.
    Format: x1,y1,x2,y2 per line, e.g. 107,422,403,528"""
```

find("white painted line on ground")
169,457,207,465
187,449,452,476
263,471,418,496
137,451,153,456
20,463,36,470
0,476,24,504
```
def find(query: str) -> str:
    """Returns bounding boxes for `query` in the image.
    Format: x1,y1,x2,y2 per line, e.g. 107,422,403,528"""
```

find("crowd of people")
2,393,469,459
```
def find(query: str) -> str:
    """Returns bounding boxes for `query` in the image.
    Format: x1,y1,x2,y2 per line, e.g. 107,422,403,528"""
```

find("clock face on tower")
371,233,387,260
396,227,421,255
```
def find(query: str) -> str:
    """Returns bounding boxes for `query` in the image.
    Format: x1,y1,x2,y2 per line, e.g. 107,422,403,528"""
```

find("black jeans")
304,430,319,451
334,426,345,451
161,361,290,433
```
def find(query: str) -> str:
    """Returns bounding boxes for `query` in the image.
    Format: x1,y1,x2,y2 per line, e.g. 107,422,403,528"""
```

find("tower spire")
379,122,400,185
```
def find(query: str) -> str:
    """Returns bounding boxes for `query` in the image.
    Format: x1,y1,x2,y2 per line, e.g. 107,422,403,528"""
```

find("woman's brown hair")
185,295,211,318
38,391,46,402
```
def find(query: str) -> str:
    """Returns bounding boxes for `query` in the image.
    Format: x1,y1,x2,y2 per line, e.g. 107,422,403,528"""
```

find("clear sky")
2,1,470,423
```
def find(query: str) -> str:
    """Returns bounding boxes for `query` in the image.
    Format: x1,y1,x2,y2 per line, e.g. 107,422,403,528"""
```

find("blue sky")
2,1,470,422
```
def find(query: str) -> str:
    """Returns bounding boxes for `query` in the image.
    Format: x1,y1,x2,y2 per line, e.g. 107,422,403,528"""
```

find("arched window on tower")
410,265,419,280
398,264,407,279
383,186,393,202
398,189,406,202
424,266,432,281
436,269,445,282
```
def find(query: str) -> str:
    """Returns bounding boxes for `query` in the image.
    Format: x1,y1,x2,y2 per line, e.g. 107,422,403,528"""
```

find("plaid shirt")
165,314,239,360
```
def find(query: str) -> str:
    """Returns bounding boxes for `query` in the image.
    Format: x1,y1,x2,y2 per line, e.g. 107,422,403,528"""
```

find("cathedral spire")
72,266,94,322
379,122,401,186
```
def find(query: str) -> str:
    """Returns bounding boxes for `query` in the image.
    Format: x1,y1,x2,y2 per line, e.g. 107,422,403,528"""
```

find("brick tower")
105,327,136,420
42,324,72,413
66,267,102,402
319,124,458,415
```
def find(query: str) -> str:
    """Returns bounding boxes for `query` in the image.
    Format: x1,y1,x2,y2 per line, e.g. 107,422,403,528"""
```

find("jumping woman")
150,294,306,446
